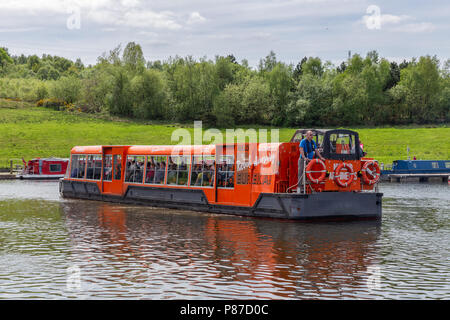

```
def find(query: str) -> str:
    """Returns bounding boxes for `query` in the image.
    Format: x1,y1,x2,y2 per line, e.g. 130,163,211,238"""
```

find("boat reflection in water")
61,201,381,299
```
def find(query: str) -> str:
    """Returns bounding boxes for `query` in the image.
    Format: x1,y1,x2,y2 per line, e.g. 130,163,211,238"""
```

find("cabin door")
215,145,236,204
102,147,125,195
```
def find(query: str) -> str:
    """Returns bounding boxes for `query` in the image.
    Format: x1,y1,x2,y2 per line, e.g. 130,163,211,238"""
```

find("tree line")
0,43,449,127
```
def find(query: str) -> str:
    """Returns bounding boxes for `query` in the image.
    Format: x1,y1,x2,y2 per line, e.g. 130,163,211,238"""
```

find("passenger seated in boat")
71,167,78,178
104,167,112,181
202,164,214,187
126,160,136,182
94,167,102,180
145,162,155,183
135,161,143,183
154,162,165,184
202,171,212,187
77,161,85,179
226,173,234,188
114,162,121,180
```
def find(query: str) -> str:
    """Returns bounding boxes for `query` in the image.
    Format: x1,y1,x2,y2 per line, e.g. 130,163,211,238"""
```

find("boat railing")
8,159,25,174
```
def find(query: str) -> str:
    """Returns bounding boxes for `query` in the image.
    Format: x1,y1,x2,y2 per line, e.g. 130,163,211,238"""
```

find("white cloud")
187,12,206,25
392,22,436,33
360,10,435,33
379,14,411,25
120,0,140,7
121,11,182,30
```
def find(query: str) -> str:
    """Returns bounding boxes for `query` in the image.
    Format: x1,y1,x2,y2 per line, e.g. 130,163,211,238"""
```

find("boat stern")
253,191,382,220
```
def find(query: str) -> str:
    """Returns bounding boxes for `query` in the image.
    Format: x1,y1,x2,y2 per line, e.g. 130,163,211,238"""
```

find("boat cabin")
19,157,69,179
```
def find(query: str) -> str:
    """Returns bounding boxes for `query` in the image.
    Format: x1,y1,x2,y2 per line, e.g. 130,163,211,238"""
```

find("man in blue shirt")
298,130,325,192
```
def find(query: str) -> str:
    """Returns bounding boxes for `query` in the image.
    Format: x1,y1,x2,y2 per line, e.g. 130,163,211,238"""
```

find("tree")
0,48,13,70
293,57,307,82
215,56,234,90
75,58,84,70
49,76,81,103
37,64,60,80
384,61,400,90
27,55,41,73
302,57,324,77
130,69,167,119
106,67,132,116
123,42,145,74
287,74,333,126
258,50,277,73
266,62,293,125
393,56,442,123
240,77,273,124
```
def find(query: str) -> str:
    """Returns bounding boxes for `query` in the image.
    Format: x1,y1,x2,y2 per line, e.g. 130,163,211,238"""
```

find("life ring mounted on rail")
334,162,355,188
305,158,327,184
361,161,381,185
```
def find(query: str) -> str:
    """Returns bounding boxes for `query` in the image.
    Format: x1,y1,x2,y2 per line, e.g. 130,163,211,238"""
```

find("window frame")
103,154,113,182
190,154,215,188
85,154,102,181
144,155,168,185
49,163,62,173
124,155,146,184
217,154,235,189
167,155,191,186
70,154,87,180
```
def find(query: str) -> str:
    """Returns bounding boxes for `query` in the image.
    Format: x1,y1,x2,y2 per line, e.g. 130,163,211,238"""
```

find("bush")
49,76,81,104
36,98,66,110
130,69,167,119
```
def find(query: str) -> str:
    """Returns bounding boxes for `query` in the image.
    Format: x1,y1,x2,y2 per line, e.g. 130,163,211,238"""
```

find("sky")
0,0,449,67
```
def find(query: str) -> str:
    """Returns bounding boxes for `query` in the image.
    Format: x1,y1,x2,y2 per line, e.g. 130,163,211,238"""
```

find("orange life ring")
305,159,327,184
361,161,380,185
334,162,355,187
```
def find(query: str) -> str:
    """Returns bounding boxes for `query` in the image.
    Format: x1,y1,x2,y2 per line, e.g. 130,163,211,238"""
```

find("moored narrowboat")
17,157,69,179
59,129,383,220
380,159,450,182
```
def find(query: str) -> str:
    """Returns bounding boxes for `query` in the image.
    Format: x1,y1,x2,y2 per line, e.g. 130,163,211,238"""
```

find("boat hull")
17,174,65,180
59,180,382,221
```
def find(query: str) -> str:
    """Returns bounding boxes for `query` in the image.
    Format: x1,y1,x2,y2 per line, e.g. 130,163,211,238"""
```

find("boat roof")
30,157,69,161
71,143,283,155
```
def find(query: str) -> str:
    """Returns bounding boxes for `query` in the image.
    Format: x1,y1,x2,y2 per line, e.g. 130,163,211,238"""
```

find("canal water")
0,180,448,299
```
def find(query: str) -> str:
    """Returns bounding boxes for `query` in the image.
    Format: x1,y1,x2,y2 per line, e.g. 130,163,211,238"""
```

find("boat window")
167,155,190,186
86,155,102,180
103,155,113,181
446,162,450,169
431,162,439,169
70,154,86,179
125,155,145,183
217,155,235,188
329,133,356,155
145,156,167,185
190,155,215,187
113,155,122,180
49,164,62,173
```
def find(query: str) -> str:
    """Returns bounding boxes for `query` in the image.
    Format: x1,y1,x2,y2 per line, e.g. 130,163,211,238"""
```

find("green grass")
1,98,449,167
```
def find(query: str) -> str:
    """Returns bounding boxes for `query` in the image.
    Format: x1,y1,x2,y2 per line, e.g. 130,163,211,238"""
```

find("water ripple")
0,181,449,299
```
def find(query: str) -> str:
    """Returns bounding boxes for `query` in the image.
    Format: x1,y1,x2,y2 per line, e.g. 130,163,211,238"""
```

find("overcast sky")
0,0,448,67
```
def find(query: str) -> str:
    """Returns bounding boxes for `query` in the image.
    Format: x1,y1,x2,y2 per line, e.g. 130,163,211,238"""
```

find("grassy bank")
1,98,449,168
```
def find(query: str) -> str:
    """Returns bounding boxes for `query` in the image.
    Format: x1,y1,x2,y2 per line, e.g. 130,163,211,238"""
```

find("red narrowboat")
59,129,383,220
18,157,69,179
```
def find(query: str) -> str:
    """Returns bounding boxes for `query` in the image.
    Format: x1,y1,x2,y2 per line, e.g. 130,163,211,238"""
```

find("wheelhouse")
290,129,364,160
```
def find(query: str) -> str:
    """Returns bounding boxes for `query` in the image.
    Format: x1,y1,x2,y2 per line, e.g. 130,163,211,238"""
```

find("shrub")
36,98,66,110
49,76,81,104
